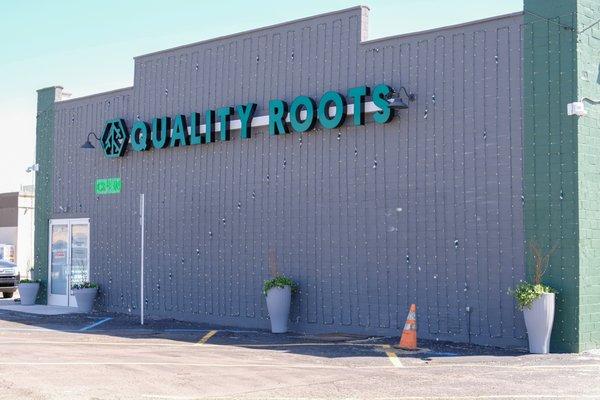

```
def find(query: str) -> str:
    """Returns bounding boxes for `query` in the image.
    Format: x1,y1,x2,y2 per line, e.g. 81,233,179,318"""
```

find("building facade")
35,0,600,352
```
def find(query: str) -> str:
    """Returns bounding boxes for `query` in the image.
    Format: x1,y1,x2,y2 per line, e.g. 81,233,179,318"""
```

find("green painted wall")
523,0,600,352
576,0,600,351
34,86,62,303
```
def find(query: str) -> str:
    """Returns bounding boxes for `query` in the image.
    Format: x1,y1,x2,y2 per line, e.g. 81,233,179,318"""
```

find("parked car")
0,260,20,298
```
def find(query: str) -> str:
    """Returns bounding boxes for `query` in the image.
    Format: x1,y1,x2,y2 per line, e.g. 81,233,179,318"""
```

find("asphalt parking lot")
0,308,598,400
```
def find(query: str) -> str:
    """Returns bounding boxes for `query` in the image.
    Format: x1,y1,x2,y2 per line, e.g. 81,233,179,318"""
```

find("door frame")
47,218,90,307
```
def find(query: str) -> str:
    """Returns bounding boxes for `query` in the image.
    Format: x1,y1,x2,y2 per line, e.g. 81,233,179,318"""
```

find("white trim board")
175,101,383,134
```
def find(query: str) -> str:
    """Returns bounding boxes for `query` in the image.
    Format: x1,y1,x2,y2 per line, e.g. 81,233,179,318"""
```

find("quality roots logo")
100,84,400,158
102,119,130,158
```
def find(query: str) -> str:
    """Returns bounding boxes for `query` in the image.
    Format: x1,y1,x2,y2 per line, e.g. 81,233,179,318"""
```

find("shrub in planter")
263,276,297,333
510,243,557,354
18,279,41,306
72,282,98,313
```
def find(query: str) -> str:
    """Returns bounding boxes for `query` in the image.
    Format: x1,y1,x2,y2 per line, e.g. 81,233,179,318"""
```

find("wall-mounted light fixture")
25,163,39,173
81,132,100,149
567,97,600,117
386,86,416,110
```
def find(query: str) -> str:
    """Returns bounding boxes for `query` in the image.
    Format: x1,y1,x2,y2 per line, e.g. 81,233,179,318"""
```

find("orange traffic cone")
397,304,417,350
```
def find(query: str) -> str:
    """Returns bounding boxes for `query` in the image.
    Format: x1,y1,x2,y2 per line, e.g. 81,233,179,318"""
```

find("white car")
0,260,20,298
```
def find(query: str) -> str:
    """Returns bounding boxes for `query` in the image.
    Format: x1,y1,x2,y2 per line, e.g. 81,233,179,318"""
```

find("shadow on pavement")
0,306,527,361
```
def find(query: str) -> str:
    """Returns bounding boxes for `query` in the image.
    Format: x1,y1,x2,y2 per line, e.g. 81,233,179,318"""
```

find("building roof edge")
361,11,523,45
134,5,369,60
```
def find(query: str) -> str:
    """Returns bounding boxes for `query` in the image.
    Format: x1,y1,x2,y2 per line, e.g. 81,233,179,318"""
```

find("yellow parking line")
381,344,403,368
197,330,218,346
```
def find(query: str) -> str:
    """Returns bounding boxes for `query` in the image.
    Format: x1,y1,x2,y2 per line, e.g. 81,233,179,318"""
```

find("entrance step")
0,300,80,315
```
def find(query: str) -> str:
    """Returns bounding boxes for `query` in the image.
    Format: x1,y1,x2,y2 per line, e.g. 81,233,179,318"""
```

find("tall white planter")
18,283,39,305
73,287,98,313
265,286,291,333
523,292,555,354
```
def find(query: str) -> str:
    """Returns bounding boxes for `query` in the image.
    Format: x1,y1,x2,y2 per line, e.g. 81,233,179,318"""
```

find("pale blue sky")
0,0,522,193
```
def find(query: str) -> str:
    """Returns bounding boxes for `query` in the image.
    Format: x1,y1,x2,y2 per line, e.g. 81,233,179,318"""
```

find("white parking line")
79,317,112,331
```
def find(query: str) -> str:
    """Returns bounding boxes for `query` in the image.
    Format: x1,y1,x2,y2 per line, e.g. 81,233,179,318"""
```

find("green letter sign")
131,121,151,151
95,178,122,195
170,115,190,147
100,83,408,158
269,99,289,136
317,91,346,129
290,96,317,133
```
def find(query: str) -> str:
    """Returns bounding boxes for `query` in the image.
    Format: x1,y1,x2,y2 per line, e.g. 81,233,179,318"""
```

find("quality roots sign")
101,84,397,158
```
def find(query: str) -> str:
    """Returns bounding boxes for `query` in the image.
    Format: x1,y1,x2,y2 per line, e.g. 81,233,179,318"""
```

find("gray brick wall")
51,8,526,347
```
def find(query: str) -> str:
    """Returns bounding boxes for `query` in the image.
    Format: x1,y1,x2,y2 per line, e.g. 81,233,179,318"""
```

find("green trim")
523,0,579,353
523,0,600,352
575,0,600,352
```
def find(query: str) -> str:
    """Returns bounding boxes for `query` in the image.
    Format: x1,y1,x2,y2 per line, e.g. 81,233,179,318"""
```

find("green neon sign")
102,83,400,158
95,178,122,195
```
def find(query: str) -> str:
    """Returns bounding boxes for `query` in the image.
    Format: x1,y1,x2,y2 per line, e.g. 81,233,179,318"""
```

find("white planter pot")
523,292,555,354
265,286,292,333
18,283,40,305
73,288,98,313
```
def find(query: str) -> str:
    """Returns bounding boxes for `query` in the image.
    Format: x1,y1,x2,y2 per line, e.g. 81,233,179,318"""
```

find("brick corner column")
523,0,600,352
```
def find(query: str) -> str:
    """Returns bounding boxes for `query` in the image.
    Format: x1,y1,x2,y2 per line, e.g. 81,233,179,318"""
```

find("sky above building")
0,0,522,193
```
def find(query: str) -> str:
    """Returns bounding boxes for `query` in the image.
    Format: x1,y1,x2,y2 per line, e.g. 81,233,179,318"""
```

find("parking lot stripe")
381,344,403,368
197,329,218,345
79,317,112,331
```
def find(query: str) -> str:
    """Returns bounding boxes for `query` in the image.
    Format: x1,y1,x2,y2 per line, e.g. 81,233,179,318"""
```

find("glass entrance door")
47,219,90,307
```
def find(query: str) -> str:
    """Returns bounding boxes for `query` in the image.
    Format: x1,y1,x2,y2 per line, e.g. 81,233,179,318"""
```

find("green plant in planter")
20,279,41,284
72,282,98,290
510,242,557,309
511,282,555,310
263,276,298,295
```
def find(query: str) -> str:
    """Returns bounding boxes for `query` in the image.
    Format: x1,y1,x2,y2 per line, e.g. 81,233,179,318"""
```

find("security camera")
25,164,39,173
